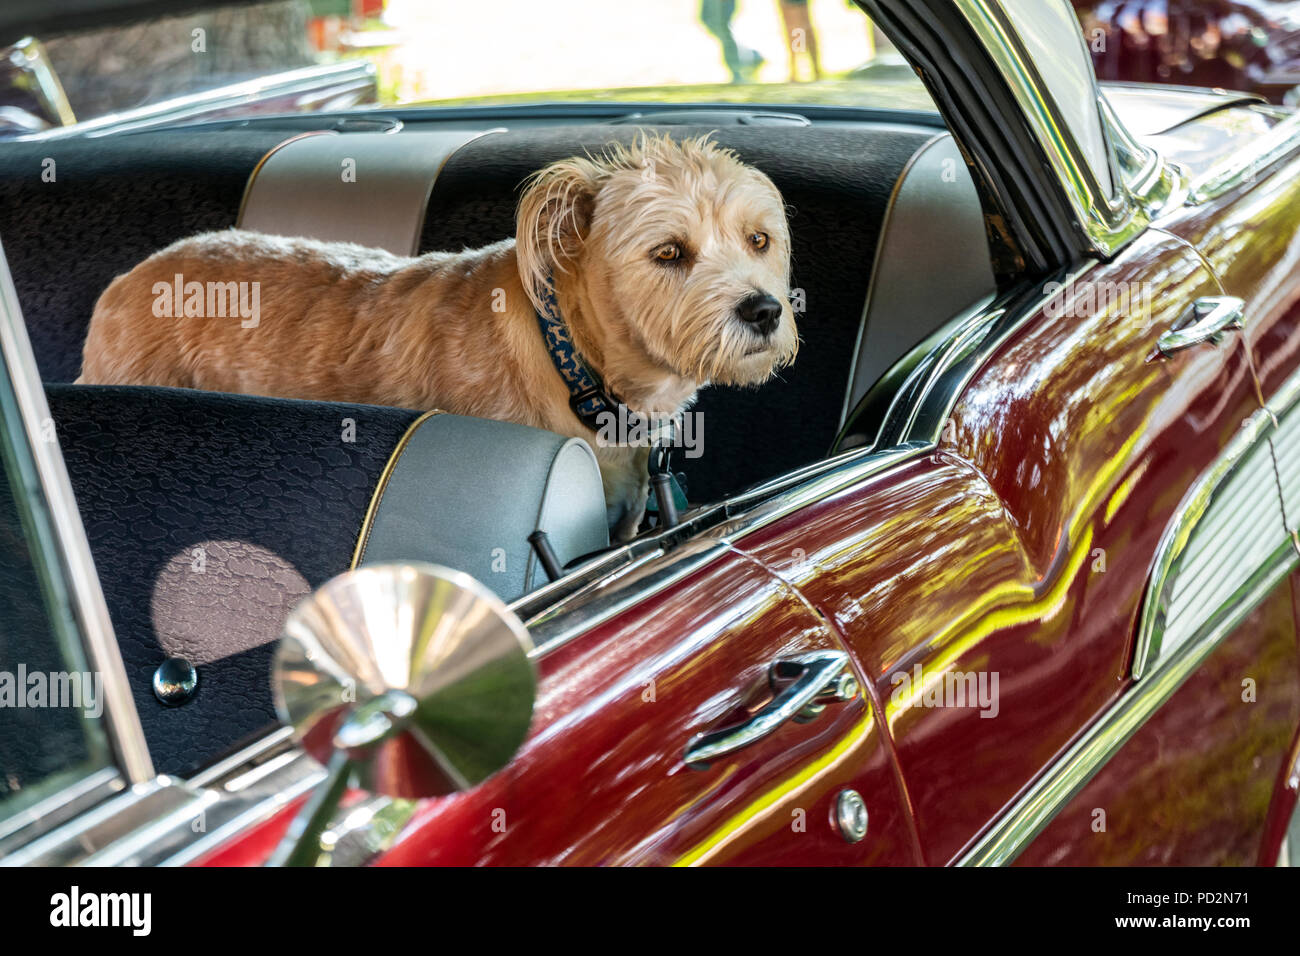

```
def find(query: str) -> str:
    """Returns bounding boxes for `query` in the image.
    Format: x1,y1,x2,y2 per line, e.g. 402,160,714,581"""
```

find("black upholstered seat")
47,384,420,776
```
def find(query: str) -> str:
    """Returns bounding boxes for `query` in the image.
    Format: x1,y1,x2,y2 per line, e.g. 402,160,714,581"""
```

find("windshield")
2,0,936,137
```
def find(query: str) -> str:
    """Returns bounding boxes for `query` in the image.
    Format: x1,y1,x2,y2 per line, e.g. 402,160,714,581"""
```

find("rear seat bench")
48,384,607,775
4,122,993,503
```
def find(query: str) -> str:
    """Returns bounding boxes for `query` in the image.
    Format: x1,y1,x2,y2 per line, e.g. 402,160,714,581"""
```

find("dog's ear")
516,157,601,311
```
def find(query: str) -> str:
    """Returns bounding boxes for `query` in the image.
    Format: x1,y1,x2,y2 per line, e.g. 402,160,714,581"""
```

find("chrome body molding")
959,539,1295,866
960,394,1300,866
1186,109,1300,205
1133,398,1295,680
1267,362,1300,541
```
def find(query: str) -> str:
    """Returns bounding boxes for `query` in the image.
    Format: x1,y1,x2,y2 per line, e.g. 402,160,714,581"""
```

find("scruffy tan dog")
78,134,798,540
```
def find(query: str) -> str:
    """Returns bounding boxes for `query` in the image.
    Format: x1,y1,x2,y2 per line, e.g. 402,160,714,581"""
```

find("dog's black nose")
735,292,782,337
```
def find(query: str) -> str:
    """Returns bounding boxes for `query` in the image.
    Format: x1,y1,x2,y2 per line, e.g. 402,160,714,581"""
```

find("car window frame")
0,236,152,853
950,0,1183,257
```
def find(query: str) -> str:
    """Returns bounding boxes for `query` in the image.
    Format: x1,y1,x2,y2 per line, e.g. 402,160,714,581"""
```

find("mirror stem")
268,751,354,867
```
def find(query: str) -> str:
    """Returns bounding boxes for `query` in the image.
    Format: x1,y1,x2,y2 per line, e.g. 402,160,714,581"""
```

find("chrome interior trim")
0,239,153,784
1186,110,1300,205
12,60,378,141
838,131,947,429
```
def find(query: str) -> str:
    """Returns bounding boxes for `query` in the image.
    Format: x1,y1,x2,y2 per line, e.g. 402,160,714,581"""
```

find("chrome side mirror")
269,563,535,866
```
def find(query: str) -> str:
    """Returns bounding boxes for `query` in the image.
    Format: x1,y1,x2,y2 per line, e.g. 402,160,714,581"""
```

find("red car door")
376,544,920,865
736,230,1272,863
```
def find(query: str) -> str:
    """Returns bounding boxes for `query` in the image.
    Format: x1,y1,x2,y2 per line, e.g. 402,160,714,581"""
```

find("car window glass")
0,350,112,829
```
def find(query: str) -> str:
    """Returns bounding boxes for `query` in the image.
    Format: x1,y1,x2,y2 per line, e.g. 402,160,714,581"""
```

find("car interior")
0,106,1000,775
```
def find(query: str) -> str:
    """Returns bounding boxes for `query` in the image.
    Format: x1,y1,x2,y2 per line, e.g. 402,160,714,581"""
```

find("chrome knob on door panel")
1157,296,1245,357
684,650,857,770
835,789,869,843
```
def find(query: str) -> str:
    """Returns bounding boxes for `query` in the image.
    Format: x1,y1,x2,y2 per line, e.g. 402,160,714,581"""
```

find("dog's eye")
653,243,683,263
749,232,770,251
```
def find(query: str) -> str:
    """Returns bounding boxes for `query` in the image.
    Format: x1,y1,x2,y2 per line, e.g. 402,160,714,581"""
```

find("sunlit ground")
365,0,884,104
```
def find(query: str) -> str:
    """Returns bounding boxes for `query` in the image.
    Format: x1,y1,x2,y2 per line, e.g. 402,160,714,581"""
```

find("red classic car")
1074,0,1300,105
1,0,1299,871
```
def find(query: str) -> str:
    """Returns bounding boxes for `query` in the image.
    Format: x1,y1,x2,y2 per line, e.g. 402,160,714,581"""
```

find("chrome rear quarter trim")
1187,109,1300,204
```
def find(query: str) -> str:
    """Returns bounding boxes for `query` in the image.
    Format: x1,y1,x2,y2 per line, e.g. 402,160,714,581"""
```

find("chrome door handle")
684,650,858,770
1157,296,1245,357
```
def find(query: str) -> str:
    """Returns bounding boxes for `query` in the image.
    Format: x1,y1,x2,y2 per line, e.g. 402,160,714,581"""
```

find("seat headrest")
354,412,609,600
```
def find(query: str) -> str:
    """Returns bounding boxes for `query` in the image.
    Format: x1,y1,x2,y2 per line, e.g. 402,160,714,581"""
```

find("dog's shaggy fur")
77,134,798,539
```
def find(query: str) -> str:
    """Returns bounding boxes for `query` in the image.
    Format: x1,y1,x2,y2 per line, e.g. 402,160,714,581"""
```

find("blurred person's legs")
700,0,762,82
779,0,821,81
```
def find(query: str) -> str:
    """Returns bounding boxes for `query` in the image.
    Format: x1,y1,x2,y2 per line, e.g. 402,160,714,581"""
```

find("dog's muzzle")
735,292,783,338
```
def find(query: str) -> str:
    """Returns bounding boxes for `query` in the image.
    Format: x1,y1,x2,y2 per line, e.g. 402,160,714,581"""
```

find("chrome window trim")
951,0,1178,257
3,726,416,867
959,392,1300,866
0,240,153,785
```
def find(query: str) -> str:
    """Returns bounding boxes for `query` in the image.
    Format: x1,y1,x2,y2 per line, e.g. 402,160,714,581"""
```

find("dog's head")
516,133,797,389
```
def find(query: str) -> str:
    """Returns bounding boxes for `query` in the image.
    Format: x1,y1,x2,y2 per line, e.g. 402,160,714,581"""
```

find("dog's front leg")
601,446,651,543
612,474,650,543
